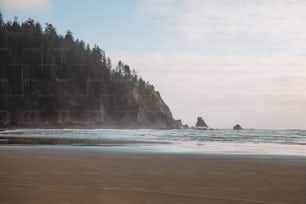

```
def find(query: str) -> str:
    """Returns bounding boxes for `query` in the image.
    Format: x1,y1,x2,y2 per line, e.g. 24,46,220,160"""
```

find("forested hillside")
0,14,180,128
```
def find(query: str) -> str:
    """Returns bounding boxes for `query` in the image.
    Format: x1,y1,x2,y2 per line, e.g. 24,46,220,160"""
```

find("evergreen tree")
0,13,156,126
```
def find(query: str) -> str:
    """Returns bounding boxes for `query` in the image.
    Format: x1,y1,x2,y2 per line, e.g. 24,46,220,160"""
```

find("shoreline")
2,144,306,160
0,135,167,146
1,147,306,204
0,124,179,130
1,134,306,157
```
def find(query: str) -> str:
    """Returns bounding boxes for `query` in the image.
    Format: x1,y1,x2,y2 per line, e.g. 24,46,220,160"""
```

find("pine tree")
0,14,159,126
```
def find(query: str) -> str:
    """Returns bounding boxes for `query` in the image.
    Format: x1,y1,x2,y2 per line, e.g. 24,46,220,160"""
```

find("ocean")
1,128,306,156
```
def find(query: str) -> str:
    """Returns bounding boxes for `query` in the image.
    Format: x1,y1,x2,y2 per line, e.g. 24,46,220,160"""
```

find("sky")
1,0,306,129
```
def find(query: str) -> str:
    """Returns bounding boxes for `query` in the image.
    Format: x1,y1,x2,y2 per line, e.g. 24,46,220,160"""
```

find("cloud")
0,0,52,11
136,0,306,57
137,0,306,37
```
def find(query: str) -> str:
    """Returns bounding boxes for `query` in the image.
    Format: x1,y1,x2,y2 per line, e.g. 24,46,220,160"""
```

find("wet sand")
0,147,306,204
0,135,167,146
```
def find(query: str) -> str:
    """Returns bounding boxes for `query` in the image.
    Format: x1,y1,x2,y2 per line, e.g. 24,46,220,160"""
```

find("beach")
1,146,306,204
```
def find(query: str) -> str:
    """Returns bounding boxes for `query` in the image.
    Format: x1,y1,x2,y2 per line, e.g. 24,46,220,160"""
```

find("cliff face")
0,77,177,129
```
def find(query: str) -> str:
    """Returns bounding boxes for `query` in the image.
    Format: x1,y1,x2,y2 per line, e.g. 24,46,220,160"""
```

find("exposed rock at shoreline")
195,117,208,128
233,124,243,130
174,120,183,128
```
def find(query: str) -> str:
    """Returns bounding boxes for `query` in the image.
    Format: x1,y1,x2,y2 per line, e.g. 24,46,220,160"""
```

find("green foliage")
0,14,155,126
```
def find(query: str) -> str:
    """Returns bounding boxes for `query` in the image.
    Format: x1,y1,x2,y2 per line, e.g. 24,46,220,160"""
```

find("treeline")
0,14,159,126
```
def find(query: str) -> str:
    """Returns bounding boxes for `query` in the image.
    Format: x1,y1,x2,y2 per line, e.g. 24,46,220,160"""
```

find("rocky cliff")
0,81,177,128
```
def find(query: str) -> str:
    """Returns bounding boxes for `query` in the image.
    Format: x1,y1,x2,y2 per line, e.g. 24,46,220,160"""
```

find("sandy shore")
0,147,306,204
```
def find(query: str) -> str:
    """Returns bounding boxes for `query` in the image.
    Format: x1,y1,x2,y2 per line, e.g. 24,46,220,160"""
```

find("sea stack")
233,124,243,130
195,117,208,128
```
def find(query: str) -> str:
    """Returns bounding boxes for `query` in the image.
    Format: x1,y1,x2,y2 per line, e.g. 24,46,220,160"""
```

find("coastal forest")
0,14,179,128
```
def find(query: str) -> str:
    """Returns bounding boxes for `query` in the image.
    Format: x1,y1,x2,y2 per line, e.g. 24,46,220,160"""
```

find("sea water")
1,128,306,156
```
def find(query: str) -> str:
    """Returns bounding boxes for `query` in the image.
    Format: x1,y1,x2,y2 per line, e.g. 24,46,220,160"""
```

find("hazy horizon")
1,0,306,129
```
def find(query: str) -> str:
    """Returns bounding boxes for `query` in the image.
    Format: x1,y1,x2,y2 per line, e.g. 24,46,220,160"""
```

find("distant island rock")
233,124,243,130
0,16,180,129
195,117,208,128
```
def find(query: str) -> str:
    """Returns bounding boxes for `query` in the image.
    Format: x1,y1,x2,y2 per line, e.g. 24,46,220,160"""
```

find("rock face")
195,117,208,128
0,84,178,129
233,124,243,130
174,120,183,129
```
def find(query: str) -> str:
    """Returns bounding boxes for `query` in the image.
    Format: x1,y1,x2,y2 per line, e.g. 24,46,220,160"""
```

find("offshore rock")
233,124,243,130
195,117,208,128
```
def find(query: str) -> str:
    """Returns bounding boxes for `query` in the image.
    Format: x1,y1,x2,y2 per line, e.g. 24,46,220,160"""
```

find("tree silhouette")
0,14,160,127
